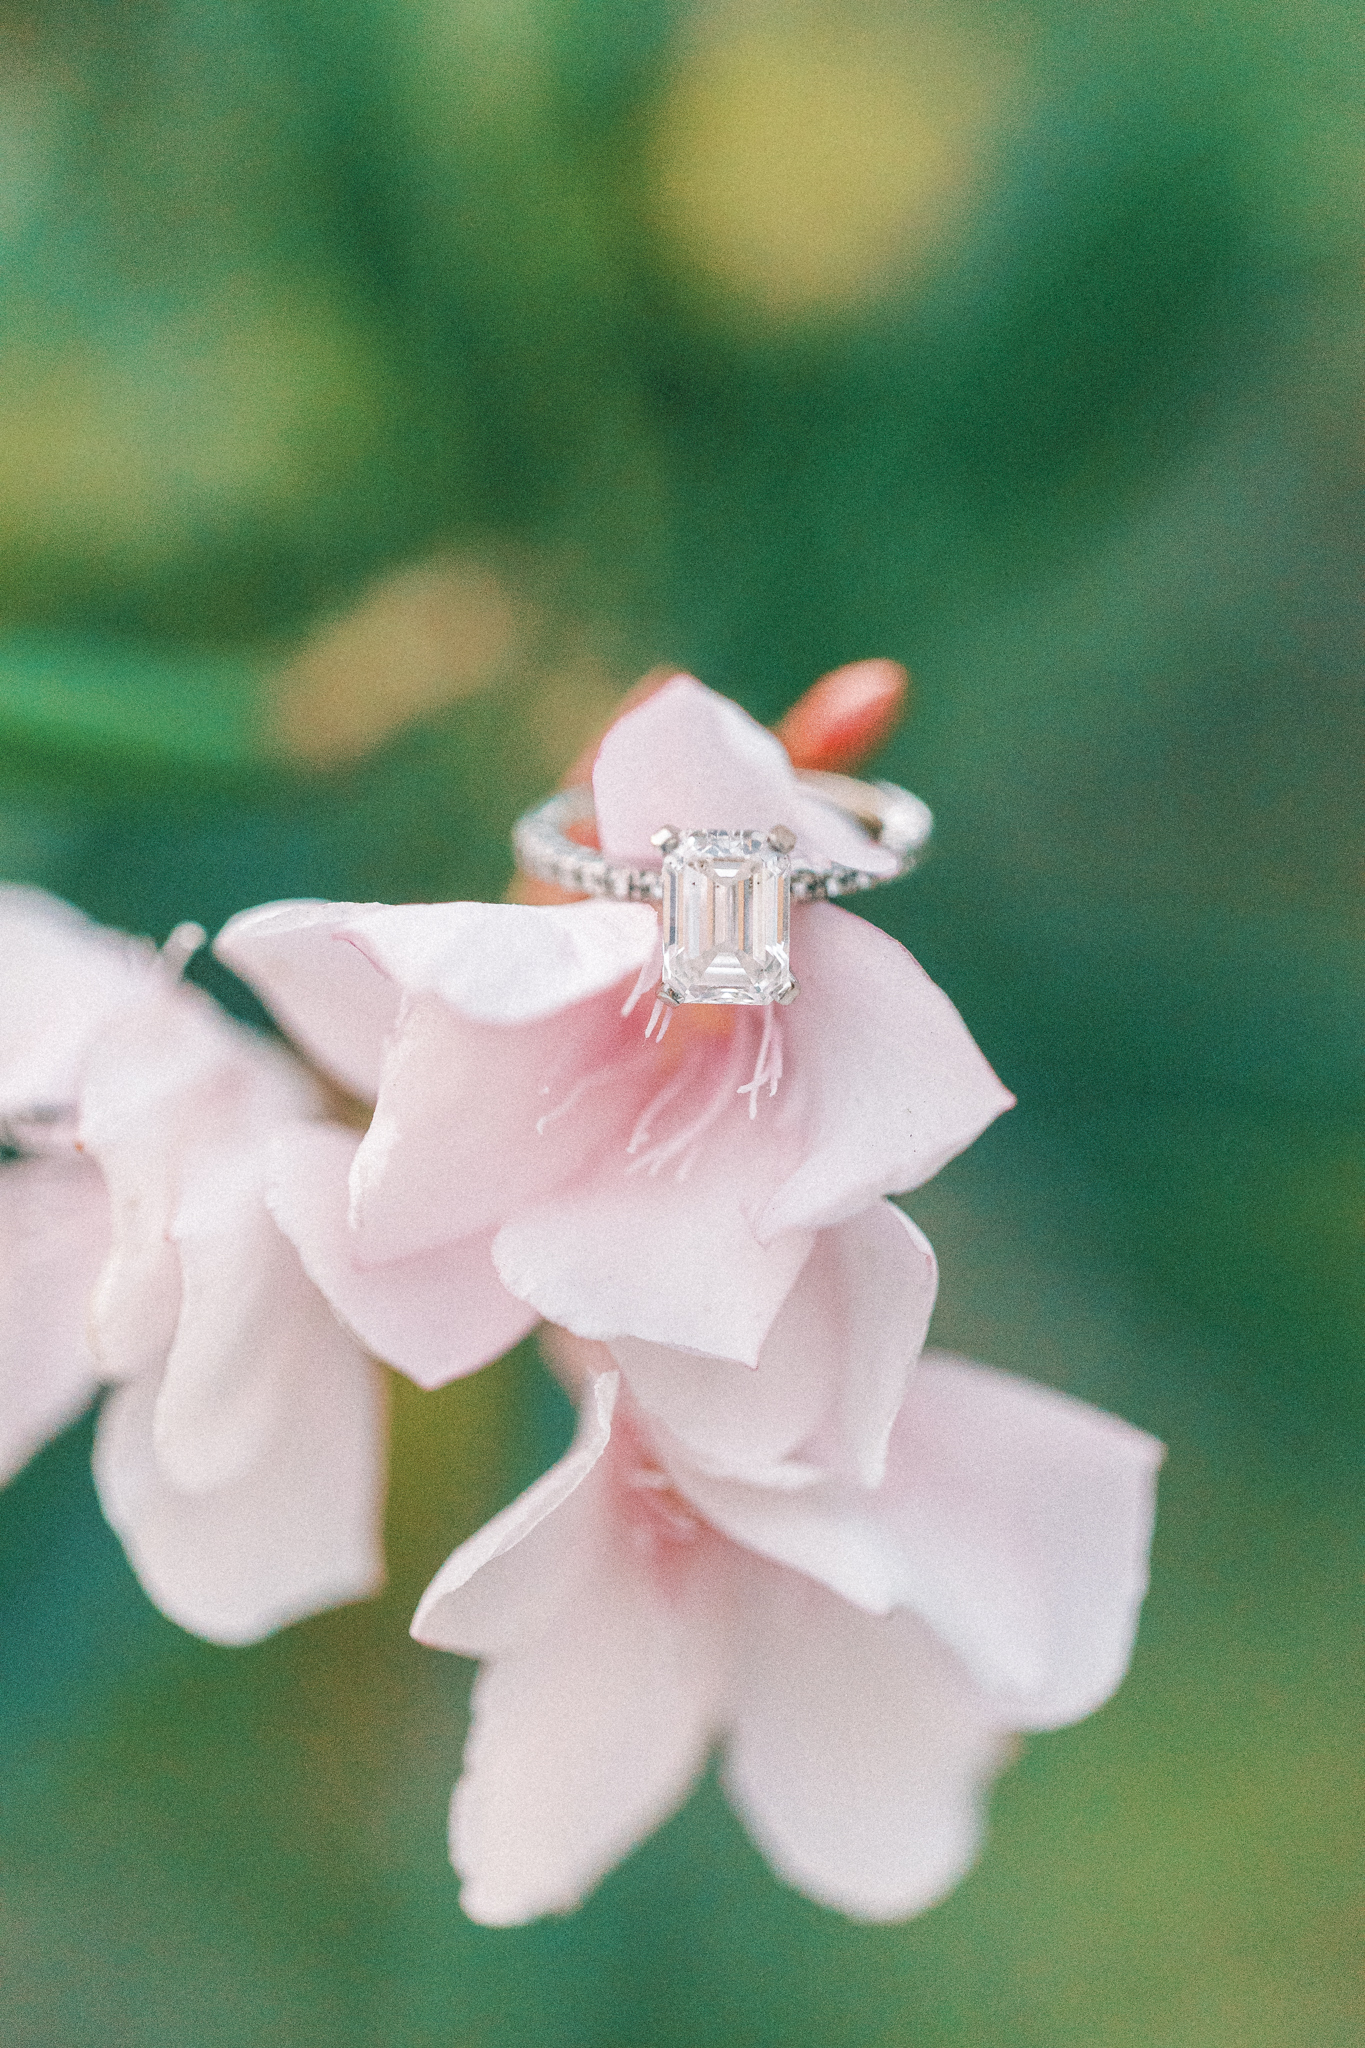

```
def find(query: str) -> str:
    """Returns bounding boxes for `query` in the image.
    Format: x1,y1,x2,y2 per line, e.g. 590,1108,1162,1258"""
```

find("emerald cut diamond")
660,830,795,1005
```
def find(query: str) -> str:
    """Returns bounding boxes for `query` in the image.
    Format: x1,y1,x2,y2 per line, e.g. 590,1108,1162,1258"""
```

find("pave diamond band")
511,772,933,906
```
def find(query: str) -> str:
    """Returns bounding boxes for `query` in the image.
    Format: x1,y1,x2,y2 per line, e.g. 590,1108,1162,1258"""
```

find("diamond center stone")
660,830,794,1005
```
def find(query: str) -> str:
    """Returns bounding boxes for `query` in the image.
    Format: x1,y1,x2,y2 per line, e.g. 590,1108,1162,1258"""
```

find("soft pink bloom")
600,1201,938,1486
217,677,1012,1389
412,1351,1162,1924
0,887,386,1644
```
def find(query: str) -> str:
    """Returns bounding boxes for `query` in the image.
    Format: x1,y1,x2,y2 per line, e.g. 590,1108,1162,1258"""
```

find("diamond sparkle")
660,830,795,1005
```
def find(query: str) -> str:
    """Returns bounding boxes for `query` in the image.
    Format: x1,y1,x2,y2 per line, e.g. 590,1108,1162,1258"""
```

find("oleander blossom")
0,886,385,1644
412,1349,1163,1924
215,676,1013,1389
598,1201,939,1486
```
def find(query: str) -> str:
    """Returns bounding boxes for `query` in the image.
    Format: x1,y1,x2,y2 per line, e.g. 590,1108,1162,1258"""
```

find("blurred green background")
0,2,1360,2042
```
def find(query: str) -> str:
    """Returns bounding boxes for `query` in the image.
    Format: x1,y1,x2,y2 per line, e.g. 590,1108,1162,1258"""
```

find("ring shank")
512,773,932,904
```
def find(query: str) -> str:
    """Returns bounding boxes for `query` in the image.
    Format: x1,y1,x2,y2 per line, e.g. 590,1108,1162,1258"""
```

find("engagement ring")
513,771,932,1007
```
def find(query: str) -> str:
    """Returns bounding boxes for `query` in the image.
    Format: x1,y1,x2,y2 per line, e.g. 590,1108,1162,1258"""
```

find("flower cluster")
0,888,384,1642
0,677,1161,1921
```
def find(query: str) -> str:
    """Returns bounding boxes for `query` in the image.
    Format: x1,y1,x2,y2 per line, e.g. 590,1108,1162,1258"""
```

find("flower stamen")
535,1047,654,1136
621,950,661,1021
736,1006,784,1119
628,1029,751,1181
626,1059,695,1156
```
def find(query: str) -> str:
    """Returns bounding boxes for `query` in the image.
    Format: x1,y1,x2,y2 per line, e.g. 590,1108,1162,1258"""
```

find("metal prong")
650,826,681,852
768,824,796,854
775,978,799,1004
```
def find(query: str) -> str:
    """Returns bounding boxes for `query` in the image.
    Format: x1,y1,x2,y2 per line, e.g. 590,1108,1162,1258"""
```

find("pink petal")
671,1353,1161,1729
218,900,655,1109
815,1206,937,1486
79,999,215,1384
339,900,659,1026
413,1375,725,1924
875,1353,1163,1728
0,1156,107,1485
308,901,654,1261
593,676,898,874
151,1138,291,1491
79,987,315,1385
611,1201,936,1485
349,982,640,1261
0,886,154,1110
671,1447,908,1615
492,1096,816,1365
92,1278,386,1646
722,1553,1010,1920
412,1371,618,1656
760,906,1015,1240
452,1554,721,1926
213,899,403,1101
268,1123,538,1388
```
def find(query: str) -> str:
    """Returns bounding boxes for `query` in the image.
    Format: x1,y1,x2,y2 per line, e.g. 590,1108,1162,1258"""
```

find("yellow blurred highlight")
0,285,391,574
272,557,522,767
644,17,1017,322
272,554,631,775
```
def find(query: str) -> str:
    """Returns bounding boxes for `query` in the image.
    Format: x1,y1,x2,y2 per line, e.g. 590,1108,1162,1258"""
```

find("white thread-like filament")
535,1046,653,1136
626,1059,695,1156
621,950,661,1020
736,1007,784,1119
628,1027,751,1181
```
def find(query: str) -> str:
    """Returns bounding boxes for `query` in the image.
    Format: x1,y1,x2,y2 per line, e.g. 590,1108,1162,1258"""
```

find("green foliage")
0,2,1359,2040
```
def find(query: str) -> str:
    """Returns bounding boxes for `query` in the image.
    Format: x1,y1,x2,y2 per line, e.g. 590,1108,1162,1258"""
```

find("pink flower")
412,1352,1162,1925
598,1201,938,1487
217,677,1012,1388
0,887,385,1644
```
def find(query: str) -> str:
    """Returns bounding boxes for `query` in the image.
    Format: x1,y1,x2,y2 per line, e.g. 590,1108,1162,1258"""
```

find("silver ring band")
512,770,933,904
